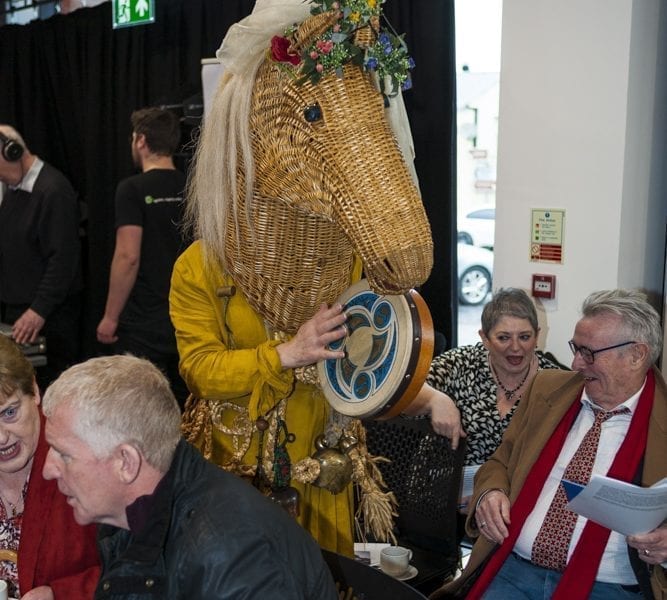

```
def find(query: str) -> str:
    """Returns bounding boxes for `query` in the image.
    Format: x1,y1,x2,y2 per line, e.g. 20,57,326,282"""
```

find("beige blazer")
437,367,667,599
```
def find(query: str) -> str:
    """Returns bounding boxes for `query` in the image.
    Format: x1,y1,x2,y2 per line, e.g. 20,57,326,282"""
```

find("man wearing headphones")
0,125,82,391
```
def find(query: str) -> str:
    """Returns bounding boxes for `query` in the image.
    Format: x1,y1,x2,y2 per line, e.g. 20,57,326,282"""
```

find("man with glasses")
432,289,666,600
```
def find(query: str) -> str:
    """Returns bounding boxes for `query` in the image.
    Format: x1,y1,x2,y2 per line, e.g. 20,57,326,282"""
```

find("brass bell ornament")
311,433,358,494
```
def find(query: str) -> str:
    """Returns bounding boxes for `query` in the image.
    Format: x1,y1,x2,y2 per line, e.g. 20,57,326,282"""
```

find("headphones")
0,131,24,162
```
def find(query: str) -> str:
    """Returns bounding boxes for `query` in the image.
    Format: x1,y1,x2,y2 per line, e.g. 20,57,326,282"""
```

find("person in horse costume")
170,0,433,554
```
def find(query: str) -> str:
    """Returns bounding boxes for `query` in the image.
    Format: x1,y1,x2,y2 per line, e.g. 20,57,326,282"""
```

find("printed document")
563,475,667,536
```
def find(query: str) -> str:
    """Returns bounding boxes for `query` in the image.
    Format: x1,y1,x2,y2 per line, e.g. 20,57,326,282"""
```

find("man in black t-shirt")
97,108,189,407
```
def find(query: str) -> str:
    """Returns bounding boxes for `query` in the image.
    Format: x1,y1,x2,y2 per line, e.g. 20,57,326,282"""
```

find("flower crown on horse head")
270,0,415,96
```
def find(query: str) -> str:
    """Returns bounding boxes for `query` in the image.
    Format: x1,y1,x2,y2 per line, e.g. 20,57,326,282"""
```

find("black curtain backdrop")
384,0,458,348
0,0,456,359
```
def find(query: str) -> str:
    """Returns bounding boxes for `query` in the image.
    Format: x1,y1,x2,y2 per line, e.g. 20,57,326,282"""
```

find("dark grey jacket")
94,440,337,599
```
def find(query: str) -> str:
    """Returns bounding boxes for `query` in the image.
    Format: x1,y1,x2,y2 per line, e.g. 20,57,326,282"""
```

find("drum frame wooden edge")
372,288,434,420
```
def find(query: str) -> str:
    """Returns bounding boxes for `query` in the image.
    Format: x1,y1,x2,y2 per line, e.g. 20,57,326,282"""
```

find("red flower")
270,36,301,66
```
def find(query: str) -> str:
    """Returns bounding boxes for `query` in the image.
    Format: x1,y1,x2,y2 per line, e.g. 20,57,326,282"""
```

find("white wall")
494,0,667,367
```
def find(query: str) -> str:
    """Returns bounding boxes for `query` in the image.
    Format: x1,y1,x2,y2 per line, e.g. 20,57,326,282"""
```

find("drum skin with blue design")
317,279,434,420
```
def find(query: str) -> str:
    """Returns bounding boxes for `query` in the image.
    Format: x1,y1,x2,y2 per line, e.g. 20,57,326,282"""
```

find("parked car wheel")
459,265,492,306
457,231,473,245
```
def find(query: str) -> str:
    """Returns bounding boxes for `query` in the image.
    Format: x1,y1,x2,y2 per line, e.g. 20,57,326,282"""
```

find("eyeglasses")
568,340,636,364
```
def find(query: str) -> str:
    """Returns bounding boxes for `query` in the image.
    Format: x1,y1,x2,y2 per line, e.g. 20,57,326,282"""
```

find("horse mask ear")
288,11,340,56
287,10,379,57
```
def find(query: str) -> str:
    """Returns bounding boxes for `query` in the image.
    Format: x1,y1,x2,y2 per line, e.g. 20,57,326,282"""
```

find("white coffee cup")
380,546,413,577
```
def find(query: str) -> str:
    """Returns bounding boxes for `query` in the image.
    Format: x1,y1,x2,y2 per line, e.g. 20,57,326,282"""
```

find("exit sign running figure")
112,0,155,29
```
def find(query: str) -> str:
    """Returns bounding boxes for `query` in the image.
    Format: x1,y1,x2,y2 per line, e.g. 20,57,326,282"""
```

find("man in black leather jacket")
41,354,338,599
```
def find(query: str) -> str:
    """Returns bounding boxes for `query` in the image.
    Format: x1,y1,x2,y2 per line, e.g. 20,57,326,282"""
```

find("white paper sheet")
461,465,481,499
564,475,667,536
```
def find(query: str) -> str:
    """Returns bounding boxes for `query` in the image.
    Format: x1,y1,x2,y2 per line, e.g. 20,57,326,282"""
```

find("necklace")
490,358,532,401
0,477,28,519
0,492,22,519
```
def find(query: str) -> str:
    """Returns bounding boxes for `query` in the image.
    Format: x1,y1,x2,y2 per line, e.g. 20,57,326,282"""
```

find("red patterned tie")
531,407,628,571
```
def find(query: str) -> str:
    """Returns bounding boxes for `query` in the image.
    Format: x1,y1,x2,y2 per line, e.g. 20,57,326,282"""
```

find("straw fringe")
347,419,398,544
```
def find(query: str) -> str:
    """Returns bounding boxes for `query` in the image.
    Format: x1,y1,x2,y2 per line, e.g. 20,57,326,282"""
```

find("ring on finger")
479,521,487,528
643,549,650,556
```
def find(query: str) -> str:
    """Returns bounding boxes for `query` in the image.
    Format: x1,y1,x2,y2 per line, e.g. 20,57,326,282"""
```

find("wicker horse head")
189,1,433,332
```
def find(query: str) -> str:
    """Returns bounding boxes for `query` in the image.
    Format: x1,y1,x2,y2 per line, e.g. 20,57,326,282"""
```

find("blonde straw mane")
185,49,265,268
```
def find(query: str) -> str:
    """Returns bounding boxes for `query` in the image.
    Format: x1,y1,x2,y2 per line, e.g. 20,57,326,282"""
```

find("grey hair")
42,355,181,472
480,287,539,336
581,289,662,366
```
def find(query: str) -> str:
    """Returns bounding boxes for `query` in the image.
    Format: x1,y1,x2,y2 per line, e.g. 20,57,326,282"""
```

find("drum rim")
376,288,434,420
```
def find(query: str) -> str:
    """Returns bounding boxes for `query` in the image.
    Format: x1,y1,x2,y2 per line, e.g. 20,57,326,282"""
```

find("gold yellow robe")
169,240,354,554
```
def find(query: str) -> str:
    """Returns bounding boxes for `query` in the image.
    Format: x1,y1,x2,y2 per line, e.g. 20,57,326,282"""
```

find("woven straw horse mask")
192,5,433,333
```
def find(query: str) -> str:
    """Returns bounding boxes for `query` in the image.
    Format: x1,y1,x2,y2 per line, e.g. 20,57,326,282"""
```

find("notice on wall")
530,209,565,263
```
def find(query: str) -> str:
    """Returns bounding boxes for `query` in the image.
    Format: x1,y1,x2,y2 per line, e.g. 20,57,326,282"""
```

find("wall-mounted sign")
112,0,155,29
530,208,565,263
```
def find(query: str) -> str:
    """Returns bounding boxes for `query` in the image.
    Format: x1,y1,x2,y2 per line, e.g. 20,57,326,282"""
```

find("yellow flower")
367,0,377,8
349,11,360,22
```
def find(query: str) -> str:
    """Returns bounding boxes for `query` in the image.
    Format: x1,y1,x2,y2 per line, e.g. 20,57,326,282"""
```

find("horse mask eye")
304,104,322,123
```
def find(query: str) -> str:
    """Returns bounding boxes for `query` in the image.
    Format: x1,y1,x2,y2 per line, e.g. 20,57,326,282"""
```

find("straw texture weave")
224,53,432,331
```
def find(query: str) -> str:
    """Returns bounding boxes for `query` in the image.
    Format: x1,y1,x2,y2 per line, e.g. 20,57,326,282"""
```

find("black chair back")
363,416,466,591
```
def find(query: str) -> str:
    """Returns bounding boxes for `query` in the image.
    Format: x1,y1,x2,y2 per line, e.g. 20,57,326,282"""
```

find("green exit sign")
112,0,155,29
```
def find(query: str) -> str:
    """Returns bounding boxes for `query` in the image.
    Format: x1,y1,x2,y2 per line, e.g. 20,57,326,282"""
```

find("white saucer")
387,565,418,581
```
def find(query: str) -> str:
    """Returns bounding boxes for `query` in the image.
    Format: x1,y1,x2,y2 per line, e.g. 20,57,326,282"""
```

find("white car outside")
458,243,493,306
457,207,495,249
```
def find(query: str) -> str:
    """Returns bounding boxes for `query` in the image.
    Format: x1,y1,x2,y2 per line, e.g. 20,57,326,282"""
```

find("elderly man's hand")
475,489,511,544
276,303,347,369
12,308,45,345
21,585,54,600
628,524,667,565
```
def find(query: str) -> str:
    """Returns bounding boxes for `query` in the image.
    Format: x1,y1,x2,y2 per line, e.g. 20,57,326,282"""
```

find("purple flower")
366,57,378,70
